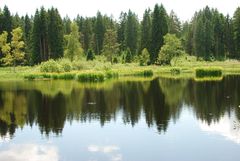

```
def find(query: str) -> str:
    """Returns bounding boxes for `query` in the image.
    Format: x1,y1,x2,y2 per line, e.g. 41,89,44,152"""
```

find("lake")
0,76,240,161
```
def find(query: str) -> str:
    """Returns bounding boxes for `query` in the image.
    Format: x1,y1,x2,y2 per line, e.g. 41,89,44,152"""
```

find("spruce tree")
140,9,152,52
94,11,105,54
48,8,64,59
233,7,240,59
150,4,168,64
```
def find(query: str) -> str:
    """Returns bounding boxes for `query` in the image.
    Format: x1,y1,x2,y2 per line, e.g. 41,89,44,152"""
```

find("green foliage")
86,49,95,61
102,29,119,62
157,34,184,65
132,69,153,77
170,67,181,75
0,28,25,67
150,4,168,64
40,59,63,73
195,67,223,78
77,72,105,82
58,58,72,72
105,70,119,79
140,9,152,52
64,22,83,61
123,48,132,63
124,10,139,55
139,48,150,66
233,7,240,59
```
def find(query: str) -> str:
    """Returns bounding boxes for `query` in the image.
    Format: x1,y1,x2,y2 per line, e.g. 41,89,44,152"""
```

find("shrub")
195,67,223,78
105,70,119,79
139,48,150,66
86,49,95,61
40,59,63,73
170,67,181,75
132,69,153,77
59,59,72,72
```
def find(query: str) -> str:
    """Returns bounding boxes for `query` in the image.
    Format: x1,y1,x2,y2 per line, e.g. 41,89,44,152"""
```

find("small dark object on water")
88,102,96,105
226,96,230,99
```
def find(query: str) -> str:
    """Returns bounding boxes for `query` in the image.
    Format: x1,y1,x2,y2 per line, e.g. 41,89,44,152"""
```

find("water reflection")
0,76,239,138
0,143,59,161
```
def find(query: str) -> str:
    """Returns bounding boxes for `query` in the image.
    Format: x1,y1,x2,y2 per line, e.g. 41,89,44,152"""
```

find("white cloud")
0,143,59,161
0,0,239,21
87,144,122,161
88,145,119,153
199,114,240,144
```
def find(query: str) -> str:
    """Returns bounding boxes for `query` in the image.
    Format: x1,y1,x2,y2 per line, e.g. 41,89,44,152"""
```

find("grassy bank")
0,59,240,81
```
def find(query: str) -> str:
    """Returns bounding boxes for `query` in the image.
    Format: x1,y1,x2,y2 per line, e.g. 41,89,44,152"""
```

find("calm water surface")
0,76,240,161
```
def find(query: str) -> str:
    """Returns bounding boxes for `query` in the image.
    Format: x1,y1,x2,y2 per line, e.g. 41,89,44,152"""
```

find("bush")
170,67,181,75
40,59,63,73
86,49,95,61
139,48,150,66
133,69,153,77
195,67,223,78
105,70,119,79
57,73,76,80
59,59,72,72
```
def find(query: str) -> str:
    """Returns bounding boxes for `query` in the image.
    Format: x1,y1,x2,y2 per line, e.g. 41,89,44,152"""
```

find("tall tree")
48,8,64,59
0,28,25,69
117,12,127,52
125,10,139,55
168,10,181,37
140,9,152,52
31,9,41,64
102,29,119,62
150,4,168,64
1,6,12,42
23,14,32,63
94,11,105,54
224,15,235,58
82,18,94,51
233,7,240,59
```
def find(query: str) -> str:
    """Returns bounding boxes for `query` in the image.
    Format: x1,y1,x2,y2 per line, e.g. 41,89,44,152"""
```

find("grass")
195,67,223,78
1,57,240,82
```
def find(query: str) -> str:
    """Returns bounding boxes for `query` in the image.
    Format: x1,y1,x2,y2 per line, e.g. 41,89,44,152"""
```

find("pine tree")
102,29,119,62
168,10,181,37
117,12,127,52
125,10,139,55
1,6,12,42
150,4,168,64
140,9,152,52
23,14,32,63
94,11,105,54
82,18,94,51
31,9,41,64
233,7,240,59
224,15,235,58
48,8,64,59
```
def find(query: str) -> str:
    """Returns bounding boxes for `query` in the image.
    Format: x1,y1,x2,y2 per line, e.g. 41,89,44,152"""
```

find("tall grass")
77,72,105,82
195,67,223,78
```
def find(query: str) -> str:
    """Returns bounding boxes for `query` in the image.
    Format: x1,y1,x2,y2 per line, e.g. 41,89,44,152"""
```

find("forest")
0,4,240,75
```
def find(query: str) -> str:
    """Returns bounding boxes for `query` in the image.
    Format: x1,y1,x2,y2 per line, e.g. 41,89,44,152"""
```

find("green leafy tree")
0,31,11,63
0,28,25,69
102,29,119,62
157,34,183,65
64,22,83,61
139,48,150,66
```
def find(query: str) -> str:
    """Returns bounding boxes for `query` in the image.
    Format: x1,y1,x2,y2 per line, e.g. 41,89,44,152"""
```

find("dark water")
0,76,240,161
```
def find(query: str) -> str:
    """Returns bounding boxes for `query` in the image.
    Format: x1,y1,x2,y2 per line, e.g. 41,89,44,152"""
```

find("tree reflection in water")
0,76,239,137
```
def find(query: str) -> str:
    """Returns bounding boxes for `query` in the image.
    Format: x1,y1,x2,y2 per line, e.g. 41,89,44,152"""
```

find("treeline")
1,4,240,66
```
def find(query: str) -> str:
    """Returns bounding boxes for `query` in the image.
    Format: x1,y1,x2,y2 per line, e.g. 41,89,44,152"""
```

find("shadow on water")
0,76,239,137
